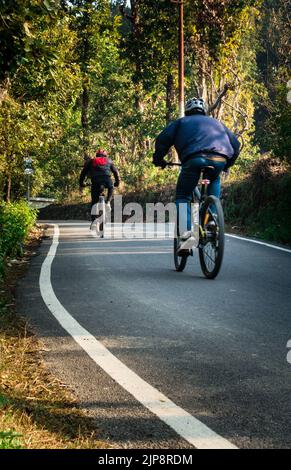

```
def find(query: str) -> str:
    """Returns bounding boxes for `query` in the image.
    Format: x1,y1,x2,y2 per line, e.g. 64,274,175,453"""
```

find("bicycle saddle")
201,165,215,170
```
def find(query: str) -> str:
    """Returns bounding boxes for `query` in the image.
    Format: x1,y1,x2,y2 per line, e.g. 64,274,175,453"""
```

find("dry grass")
0,226,109,449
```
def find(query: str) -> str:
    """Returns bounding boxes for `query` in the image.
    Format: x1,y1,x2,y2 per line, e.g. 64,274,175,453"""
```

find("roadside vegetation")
0,226,108,449
0,203,107,448
0,201,37,275
223,157,291,244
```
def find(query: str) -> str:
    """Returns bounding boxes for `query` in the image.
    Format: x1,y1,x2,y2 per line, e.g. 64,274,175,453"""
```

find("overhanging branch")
208,83,230,114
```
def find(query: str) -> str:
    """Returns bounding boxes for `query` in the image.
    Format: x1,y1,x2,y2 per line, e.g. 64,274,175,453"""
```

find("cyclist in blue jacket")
153,97,240,240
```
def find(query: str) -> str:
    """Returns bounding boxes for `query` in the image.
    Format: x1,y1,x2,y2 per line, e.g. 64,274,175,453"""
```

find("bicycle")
168,163,225,279
90,186,110,238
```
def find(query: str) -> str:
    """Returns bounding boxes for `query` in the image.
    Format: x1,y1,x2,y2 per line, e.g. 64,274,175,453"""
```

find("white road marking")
226,234,291,254
39,224,237,450
58,251,172,256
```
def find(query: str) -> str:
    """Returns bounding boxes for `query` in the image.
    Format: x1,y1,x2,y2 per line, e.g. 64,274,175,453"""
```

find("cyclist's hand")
153,158,167,169
114,181,120,188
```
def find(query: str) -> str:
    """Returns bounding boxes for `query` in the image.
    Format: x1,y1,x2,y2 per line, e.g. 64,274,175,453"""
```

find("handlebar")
167,162,229,175
162,161,228,173
165,162,215,170
166,162,181,167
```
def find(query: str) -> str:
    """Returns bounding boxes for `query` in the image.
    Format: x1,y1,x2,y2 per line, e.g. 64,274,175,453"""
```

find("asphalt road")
18,221,291,449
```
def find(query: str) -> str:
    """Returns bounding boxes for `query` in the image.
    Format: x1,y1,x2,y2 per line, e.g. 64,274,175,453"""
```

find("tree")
0,2,82,201
0,0,61,104
255,0,291,163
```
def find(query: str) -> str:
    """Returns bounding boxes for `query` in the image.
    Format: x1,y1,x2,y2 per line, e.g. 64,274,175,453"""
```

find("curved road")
18,222,291,449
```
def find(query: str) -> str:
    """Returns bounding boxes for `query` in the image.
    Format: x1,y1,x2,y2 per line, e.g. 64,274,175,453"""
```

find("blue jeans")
176,156,226,234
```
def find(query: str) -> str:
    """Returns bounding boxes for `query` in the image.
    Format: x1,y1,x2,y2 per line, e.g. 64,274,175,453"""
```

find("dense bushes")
223,157,291,244
0,201,37,275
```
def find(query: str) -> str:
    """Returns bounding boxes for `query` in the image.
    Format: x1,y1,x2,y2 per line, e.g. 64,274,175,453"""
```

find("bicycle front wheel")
199,196,225,279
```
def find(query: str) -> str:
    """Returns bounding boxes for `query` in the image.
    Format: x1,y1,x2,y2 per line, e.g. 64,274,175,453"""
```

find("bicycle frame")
167,162,215,244
193,173,216,238
166,161,225,278
91,191,107,237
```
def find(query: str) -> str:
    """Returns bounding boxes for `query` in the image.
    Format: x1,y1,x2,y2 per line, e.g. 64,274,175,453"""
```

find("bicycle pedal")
177,248,190,256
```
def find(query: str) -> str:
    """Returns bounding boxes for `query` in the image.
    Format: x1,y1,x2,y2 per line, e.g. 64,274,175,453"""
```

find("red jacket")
79,157,120,187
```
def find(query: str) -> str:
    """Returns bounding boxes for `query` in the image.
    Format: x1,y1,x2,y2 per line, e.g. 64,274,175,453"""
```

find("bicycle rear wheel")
199,196,224,279
99,219,104,238
95,199,105,238
95,220,104,238
173,223,189,271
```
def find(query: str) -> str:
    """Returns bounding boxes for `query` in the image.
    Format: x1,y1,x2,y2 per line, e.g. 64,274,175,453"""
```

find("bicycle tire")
173,226,188,271
95,198,105,238
199,195,225,279
95,220,100,236
99,221,104,237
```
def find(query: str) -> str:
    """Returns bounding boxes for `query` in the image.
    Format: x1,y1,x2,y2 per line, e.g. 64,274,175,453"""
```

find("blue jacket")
153,114,240,168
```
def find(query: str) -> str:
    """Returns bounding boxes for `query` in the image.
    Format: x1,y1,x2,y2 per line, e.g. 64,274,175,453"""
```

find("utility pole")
178,0,185,118
171,0,185,118
27,174,30,202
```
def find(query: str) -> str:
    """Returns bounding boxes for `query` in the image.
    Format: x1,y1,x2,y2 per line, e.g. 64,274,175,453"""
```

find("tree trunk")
81,81,90,156
134,83,144,113
0,76,10,106
79,1,92,160
166,72,178,161
129,0,144,112
5,174,11,203
166,72,175,123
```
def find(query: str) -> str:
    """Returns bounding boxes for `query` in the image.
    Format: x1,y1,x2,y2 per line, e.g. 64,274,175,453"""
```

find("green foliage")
0,0,289,202
0,0,62,83
255,0,291,164
0,201,37,275
261,81,291,164
0,430,22,449
0,6,82,201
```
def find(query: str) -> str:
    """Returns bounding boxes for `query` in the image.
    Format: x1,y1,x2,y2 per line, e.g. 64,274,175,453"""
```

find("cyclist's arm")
110,163,121,186
79,160,91,187
153,120,179,165
224,126,241,169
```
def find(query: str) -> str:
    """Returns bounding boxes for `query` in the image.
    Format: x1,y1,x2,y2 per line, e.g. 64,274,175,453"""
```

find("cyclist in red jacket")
79,149,120,220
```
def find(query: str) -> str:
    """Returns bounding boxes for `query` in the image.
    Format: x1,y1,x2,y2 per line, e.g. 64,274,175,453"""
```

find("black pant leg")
106,186,114,203
91,183,101,208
